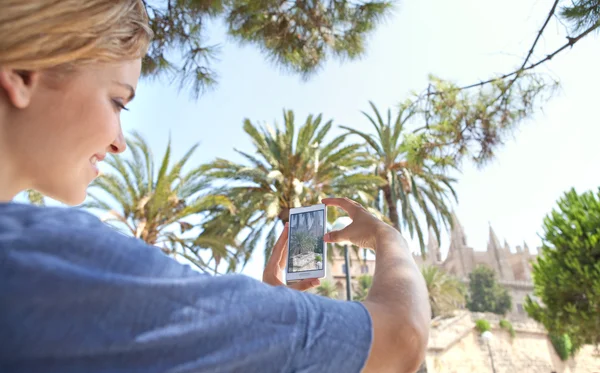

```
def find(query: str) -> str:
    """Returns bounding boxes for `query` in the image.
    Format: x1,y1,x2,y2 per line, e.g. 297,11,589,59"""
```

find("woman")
0,1,430,373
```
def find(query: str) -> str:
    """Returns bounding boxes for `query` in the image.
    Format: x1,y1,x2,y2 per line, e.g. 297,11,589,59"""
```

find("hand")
323,197,395,249
263,223,321,291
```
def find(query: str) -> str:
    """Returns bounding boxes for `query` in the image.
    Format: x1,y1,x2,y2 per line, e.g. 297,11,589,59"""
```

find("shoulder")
0,202,198,278
0,202,103,231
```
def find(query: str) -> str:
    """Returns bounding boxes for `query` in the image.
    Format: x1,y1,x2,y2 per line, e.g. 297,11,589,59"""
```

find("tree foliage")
142,0,392,96
561,0,600,33
226,0,391,75
549,332,575,361
417,74,555,166
467,265,512,315
421,265,465,318
525,188,600,349
84,131,241,273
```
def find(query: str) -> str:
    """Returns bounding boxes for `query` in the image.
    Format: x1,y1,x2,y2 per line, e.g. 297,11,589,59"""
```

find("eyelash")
112,99,129,111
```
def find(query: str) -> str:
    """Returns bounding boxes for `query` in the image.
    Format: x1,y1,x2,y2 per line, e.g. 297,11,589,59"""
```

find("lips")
90,154,106,175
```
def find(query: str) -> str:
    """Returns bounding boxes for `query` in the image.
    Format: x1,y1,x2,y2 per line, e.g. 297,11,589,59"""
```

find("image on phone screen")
288,208,325,273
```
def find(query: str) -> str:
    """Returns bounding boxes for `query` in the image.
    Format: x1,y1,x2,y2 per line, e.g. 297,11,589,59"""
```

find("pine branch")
428,4,599,96
484,1,561,113
520,0,560,76
500,0,560,94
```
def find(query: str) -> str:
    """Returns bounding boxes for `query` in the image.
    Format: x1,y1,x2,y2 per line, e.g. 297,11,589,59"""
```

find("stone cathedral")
415,213,537,316
327,213,537,316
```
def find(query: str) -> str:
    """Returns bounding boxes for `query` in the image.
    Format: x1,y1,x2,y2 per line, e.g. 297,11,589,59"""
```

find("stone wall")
425,311,600,373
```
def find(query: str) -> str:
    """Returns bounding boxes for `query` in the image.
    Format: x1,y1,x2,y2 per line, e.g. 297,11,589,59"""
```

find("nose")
108,129,126,154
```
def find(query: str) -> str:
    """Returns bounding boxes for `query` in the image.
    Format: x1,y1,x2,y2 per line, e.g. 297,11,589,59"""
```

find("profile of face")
0,59,142,205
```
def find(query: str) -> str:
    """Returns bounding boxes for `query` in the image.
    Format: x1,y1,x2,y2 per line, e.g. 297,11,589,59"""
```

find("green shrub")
315,254,322,262
550,333,573,361
499,319,516,338
475,319,491,334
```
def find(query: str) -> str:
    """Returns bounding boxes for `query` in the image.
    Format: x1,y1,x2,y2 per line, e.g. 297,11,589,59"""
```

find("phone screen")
287,208,325,273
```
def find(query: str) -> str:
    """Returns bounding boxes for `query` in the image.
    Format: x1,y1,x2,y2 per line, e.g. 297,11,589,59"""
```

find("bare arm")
362,226,430,373
323,198,430,373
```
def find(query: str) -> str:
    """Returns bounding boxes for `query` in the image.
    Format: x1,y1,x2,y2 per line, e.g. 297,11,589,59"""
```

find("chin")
62,188,89,206
42,186,89,207
61,195,88,207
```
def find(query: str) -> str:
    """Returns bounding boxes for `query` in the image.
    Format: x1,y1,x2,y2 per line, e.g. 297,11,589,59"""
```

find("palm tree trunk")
278,206,290,224
382,184,400,232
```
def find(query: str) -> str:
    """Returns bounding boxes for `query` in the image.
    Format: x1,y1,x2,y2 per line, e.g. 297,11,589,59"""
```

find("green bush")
550,333,573,361
499,319,516,338
315,254,322,262
475,319,491,334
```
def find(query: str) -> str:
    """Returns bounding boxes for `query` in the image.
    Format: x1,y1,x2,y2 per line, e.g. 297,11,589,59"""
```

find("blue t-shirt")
0,203,372,373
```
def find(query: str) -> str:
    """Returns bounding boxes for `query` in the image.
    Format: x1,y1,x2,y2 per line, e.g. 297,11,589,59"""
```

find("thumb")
289,278,320,292
324,228,350,243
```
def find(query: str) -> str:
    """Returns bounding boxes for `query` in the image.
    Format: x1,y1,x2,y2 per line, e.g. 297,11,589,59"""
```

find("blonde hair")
0,0,153,70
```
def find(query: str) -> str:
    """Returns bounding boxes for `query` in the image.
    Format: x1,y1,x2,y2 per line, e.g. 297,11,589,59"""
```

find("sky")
100,0,598,280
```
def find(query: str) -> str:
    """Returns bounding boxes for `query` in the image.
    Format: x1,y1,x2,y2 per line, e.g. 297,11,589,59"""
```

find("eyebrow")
114,81,136,101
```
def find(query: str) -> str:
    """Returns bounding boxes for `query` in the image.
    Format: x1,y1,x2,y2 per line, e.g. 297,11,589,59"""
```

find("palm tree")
341,102,458,257
203,110,383,265
83,131,239,273
421,265,466,318
316,280,339,298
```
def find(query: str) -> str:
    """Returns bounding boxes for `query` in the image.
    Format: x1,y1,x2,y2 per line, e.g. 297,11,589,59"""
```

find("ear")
0,68,41,109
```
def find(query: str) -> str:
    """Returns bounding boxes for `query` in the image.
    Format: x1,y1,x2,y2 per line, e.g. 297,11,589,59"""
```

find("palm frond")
339,125,383,156
129,131,155,194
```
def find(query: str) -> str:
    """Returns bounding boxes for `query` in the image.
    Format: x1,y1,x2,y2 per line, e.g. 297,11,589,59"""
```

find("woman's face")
0,59,141,205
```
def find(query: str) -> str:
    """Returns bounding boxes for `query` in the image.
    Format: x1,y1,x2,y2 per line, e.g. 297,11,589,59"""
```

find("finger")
289,278,321,291
322,197,359,217
278,226,290,269
269,223,289,268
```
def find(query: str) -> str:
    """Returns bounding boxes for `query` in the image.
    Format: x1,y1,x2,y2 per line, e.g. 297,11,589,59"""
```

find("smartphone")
286,204,327,282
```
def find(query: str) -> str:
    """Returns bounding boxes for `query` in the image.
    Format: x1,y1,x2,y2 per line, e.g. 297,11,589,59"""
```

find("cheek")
24,80,122,170
65,97,121,158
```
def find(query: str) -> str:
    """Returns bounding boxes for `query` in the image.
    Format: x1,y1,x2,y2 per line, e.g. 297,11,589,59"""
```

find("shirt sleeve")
289,291,373,373
0,204,372,373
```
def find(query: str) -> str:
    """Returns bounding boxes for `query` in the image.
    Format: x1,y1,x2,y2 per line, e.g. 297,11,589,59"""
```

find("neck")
0,117,26,202
0,157,26,203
